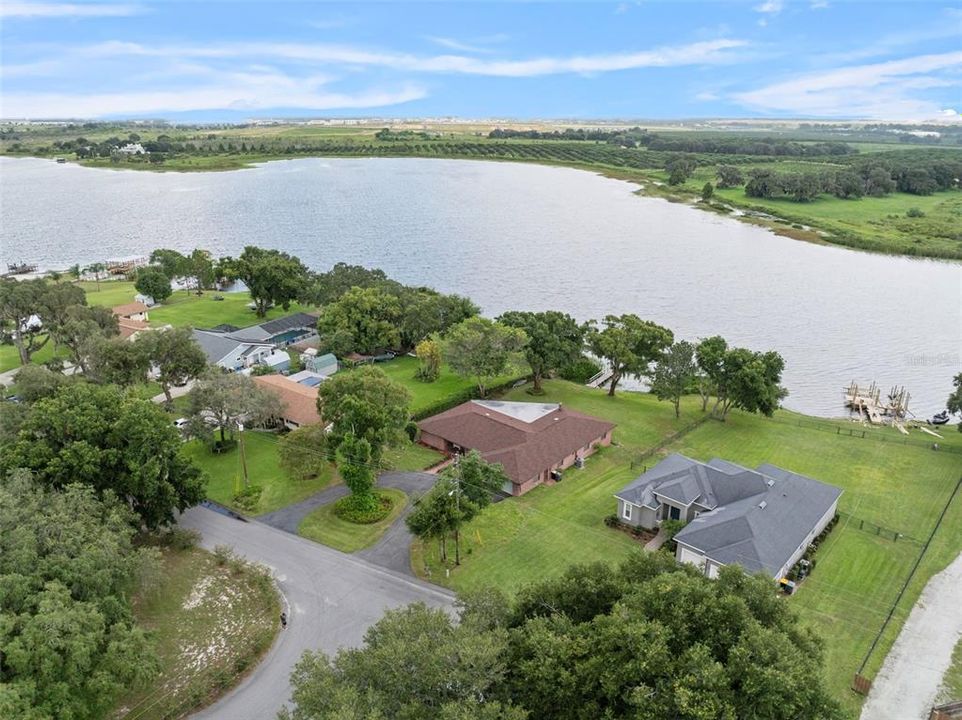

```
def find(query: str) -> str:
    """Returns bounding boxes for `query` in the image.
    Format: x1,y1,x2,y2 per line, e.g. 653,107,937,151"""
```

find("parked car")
173,417,189,430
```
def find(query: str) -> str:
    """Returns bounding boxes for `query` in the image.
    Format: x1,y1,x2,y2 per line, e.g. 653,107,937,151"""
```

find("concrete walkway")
860,551,962,720
257,471,439,577
644,527,668,551
151,380,195,405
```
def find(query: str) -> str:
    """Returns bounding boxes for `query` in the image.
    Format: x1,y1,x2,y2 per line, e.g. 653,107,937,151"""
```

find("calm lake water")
1,156,959,417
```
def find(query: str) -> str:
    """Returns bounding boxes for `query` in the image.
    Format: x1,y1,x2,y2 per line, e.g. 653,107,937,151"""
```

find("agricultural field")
110,545,279,720
412,379,962,717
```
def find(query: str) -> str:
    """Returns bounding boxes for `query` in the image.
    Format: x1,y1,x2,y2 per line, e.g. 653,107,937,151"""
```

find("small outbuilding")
112,301,150,322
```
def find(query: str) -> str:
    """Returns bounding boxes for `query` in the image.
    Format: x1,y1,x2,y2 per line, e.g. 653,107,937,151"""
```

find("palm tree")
84,262,106,291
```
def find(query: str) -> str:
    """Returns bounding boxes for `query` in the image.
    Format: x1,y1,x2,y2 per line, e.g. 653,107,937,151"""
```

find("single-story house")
112,301,150,322
253,374,321,429
418,400,615,496
118,317,150,340
614,454,842,580
229,312,319,348
191,329,275,372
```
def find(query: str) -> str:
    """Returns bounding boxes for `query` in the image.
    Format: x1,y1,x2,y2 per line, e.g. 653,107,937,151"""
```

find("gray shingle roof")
675,464,842,577
616,454,842,578
191,329,272,365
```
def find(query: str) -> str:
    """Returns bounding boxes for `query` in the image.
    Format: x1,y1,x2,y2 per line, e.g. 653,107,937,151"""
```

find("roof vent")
766,479,774,487
758,500,767,509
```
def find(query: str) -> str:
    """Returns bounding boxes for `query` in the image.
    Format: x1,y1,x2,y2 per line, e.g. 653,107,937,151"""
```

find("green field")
111,545,278,720
382,440,444,471
299,488,408,553
412,379,962,717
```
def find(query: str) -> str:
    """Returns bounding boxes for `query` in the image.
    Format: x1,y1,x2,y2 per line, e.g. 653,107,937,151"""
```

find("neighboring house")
253,374,321,429
112,302,150,322
118,143,146,155
261,350,291,373
191,329,275,372
118,317,150,340
614,454,842,580
134,293,155,307
418,400,615,496
230,312,319,347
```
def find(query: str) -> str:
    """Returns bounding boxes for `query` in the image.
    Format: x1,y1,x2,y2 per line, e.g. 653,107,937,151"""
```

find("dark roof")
616,454,770,510
191,329,272,365
207,323,240,333
418,400,615,485
618,454,842,578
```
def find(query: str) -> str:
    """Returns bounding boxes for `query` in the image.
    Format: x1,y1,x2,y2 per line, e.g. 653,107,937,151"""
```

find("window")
622,503,632,520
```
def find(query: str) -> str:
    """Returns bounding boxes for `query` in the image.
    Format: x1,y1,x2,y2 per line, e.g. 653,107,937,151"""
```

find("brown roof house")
112,301,150,322
418,400,615,496
253,374,321,429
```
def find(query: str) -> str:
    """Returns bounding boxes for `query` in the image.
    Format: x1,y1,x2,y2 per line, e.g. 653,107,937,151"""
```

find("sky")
1,1,960,122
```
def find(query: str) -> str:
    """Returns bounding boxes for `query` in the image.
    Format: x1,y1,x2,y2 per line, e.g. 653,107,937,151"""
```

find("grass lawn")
411,379,962,718
356,355,524,416
0,339,68,373
299,488,408,553
110,545,278,720
382,441,444,471
182,431,336,515
939,639,962,704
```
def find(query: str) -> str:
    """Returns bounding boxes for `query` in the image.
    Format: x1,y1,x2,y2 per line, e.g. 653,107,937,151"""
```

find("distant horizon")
1,1,960,123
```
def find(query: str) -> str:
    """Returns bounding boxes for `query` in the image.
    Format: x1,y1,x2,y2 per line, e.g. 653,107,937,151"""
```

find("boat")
930,411,951,426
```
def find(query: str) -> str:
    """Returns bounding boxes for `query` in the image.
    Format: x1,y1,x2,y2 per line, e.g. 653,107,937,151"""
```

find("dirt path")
860,552,962,720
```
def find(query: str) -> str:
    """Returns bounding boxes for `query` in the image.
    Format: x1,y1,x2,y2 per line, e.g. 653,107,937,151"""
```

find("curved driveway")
179,505,454,720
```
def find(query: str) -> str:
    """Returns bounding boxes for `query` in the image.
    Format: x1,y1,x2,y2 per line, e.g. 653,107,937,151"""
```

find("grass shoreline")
6,151,960,260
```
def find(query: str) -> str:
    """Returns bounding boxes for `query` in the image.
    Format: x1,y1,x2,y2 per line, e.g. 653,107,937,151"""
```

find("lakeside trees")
498,310,585,395
317,286,402,355
220,246,309,317
588,314,673,397
693,336,787,420
135,266,172,303
446,317,527,398
650,340,697,418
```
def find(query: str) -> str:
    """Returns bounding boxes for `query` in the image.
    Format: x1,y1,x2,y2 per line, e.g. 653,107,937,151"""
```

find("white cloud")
810,1,829,8
0,2,142,18
0,69,427,118
425,36,494,54
733,51,962,119
75,38,748,77
754,0,783,14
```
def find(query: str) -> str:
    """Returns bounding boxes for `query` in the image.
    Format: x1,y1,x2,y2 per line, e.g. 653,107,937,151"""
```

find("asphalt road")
179,505,454,720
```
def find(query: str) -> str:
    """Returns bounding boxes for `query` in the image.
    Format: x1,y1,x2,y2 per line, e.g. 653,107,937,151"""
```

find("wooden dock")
843,381,912,426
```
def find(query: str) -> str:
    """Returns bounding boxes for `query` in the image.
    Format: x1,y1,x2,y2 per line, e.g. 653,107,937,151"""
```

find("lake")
1,156,959,417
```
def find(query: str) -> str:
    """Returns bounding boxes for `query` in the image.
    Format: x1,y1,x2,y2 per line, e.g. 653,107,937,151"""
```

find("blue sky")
1,1,960,121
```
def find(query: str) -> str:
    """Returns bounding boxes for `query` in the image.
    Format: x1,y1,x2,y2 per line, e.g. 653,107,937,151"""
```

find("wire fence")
837,511,921,545
767,414,961,455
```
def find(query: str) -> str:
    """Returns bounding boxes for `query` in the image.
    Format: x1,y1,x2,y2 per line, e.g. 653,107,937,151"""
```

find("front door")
669,505,681,521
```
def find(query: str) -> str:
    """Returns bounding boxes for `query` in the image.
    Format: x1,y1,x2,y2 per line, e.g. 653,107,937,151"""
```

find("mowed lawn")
183,431,336,515
111,546,278,720
412,380,705,591
672,411,962,717
299,488,408,553
358,355,525,416
412,379,962,718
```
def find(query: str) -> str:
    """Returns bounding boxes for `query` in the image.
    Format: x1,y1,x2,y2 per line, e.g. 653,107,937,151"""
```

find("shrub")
603,514,620,528
333,491,395,524
232,484,263,512
211,438,238,454
162,527,201,550
404,421,419,443
559,355,602,384
906,207,925,218
660,519,687,552
213,544,234,565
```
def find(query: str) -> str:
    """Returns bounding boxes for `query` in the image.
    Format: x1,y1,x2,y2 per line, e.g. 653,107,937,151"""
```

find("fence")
837,511,919,544
628,415,712,472
768,414,962,455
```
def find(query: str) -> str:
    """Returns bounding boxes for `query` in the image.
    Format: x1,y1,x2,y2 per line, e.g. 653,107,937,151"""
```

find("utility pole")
238,422,249,489
451,454,462,566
